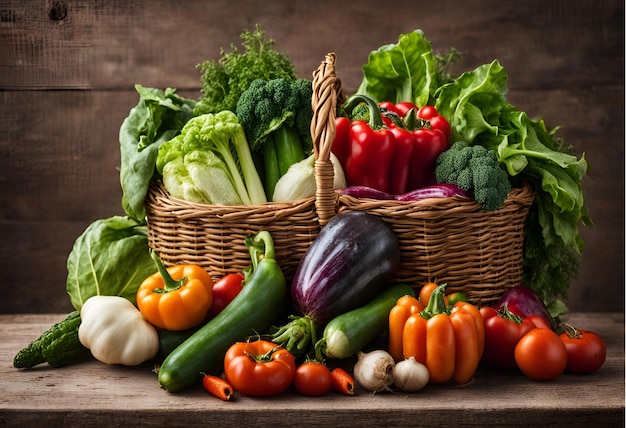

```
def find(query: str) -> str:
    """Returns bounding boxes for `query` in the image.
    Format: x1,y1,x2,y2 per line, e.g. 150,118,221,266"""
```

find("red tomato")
205,273,244,320
560,325,607,374
514,328,567,381
223,340,296,397
293,361,333,396
480,306,536,369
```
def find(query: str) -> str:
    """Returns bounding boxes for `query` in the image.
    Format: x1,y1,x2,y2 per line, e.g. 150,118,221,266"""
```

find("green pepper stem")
420,283,450,320
342,94,385,130
150,250,186,293
244,231,276,272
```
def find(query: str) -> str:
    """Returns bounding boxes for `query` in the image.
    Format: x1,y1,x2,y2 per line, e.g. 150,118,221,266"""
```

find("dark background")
0,0,623,313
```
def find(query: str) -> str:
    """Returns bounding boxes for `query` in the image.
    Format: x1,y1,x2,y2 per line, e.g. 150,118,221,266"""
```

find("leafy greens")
119,84,196,222
66,216,155,311
356,30,592,304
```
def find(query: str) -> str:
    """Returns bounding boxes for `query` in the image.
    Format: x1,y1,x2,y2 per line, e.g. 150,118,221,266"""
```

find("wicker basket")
145,52,534,305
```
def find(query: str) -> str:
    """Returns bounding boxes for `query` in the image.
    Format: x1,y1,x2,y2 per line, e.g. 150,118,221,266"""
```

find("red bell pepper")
387,126,415,195
340,95,395,193
331,116,352,167
417,105,451,142
379,102,450,192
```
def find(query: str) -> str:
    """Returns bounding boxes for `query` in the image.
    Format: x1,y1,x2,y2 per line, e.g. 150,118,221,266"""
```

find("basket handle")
311,52,346,226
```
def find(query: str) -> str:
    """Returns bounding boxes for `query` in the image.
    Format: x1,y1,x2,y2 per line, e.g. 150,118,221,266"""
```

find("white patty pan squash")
78,295,159,366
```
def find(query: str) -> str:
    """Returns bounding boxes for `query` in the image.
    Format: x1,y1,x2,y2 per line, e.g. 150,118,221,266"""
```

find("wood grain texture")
0,0,623,313
1,312,623,426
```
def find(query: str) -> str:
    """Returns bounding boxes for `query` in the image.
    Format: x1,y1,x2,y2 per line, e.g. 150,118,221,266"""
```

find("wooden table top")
1,312,623,427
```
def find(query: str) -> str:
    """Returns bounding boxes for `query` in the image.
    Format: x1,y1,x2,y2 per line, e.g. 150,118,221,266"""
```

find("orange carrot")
331,367,355,396
202,374,233,401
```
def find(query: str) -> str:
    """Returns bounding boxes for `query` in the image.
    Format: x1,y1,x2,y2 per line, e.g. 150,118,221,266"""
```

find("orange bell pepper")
388,295,424,361
136,251,213,331
401,284,484,385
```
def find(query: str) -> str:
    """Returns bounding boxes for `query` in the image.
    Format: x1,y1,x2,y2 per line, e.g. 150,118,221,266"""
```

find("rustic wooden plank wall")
0,0,623,313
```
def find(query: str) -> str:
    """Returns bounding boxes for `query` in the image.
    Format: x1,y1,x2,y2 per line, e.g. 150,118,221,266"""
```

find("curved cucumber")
319,283,415,359
158,232,287,392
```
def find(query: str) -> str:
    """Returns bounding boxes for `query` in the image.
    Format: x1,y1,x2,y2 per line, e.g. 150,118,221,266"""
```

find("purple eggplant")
395,183,472,201
337,186,396,200
495,286,555,329
272,211,400,356
337,183,472,202
292,211,399,322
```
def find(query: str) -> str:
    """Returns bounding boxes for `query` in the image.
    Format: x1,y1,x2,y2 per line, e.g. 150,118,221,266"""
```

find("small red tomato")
293,361,333,396
559,324,607,374
205,273,244,320
515,328,567,381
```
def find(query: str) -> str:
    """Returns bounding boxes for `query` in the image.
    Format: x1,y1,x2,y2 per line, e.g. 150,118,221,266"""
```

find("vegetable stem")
150,250,186,293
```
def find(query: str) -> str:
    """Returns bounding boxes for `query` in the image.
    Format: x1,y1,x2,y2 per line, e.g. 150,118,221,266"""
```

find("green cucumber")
157,326,201,362
316,283,415,360
13,311,90,368
157,232,287,392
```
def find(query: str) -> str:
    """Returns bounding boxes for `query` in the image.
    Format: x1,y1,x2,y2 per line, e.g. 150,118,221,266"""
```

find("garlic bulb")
353,350,395,393
393,356,430,392
78,295,159,366
272,153,346,202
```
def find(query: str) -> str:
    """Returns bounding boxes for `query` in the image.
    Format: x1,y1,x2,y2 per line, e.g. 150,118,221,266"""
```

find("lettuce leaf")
119,85,196,222
355,29,439,107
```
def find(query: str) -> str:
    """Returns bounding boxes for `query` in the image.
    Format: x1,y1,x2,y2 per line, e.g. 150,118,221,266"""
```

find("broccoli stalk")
156,111,267,205
236,78,314,200
435,141,511,211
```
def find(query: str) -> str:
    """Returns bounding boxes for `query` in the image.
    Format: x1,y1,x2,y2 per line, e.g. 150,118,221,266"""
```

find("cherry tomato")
224,340,296,397
293,361,333,396
205,273,244,320
416,105,439,120
559,324,607,374
514,328,567,381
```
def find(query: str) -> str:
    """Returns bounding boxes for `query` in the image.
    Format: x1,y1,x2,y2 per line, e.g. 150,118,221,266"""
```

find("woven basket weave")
145,52,534,305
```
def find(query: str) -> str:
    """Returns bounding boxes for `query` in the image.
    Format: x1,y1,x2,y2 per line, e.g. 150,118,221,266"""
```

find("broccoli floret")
236,77,313,152
435,141,511,211
236,77,314,200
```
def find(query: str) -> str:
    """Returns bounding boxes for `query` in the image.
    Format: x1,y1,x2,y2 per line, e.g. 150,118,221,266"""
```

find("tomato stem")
560,323,582,338
497,305,524,324
245,344,284,363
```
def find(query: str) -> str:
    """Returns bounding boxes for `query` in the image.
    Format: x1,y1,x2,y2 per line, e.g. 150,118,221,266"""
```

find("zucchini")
157,326,201,361
157,232,287,392
13,311,90,368
316,283,415,360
